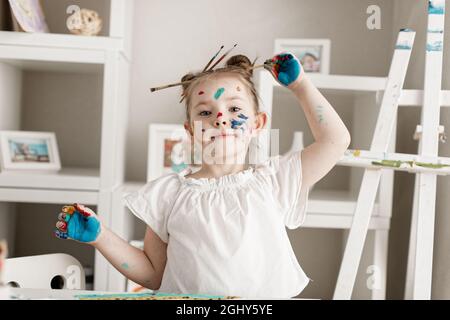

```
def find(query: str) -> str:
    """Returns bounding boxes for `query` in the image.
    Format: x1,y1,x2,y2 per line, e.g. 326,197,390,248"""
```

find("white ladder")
334,0,450,299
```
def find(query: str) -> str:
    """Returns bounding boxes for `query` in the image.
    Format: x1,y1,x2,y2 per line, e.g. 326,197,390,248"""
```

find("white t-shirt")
124,150,310,298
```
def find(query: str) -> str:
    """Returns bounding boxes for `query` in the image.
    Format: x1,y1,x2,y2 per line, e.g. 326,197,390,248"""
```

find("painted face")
188,75,259,164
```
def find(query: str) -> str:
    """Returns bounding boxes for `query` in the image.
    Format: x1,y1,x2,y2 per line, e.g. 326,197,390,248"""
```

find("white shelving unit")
0,0,134,291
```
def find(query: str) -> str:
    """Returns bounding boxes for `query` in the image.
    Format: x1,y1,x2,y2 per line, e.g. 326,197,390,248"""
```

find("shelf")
263,72,387,94
0,31,128,72
303,189,387,230
0,187,98,205
308,189,380,216
0,167,100,191
0,31,124,52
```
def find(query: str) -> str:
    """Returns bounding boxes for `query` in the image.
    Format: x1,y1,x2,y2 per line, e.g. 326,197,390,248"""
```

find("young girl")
54,52,350,298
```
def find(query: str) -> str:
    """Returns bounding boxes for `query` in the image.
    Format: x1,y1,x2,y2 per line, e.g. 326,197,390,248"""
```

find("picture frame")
147,124,200,182
8,0,49,33
0,131,61,172
0,1,13,31
274,38,331,74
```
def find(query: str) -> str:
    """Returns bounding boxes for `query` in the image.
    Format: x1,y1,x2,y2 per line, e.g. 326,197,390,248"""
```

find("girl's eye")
229,106,241,112
199,110,212,117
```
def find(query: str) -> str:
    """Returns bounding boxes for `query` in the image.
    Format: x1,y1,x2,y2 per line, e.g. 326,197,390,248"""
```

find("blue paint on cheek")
231,119,245,129
214,88,225,100
237,113,248,120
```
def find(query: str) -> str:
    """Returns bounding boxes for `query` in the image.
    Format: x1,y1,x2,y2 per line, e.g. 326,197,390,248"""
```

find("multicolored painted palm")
264,52,303,87
55,203,101,243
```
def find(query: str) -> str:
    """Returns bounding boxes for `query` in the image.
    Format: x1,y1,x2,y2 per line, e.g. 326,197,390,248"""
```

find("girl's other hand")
265,52,304,89
54,203,102,244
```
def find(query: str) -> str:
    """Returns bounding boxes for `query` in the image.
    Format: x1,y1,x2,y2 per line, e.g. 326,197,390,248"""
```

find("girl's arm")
92,226,167,290
268,53,351,188
55,204,167,290
289,75,351,188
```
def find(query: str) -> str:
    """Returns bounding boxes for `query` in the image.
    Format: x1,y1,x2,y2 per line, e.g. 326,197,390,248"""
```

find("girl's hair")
181,54,260,122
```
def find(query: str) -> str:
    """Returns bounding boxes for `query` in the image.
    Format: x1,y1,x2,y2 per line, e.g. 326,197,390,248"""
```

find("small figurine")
67,8,102,36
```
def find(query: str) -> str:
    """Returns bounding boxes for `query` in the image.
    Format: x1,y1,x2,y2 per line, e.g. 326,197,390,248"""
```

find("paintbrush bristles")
150,78,196,92
206,43,238,72
202,45,224,72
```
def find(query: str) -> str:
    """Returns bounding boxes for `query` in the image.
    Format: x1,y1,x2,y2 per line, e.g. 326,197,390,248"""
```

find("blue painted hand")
265,52,303,87
55,204,101,243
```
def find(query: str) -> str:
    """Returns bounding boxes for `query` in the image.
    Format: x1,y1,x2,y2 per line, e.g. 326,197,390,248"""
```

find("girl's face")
185,74,267,165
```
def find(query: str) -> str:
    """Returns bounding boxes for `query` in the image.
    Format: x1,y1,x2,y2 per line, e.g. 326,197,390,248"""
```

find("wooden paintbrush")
151,63,269,93
202,45,224,72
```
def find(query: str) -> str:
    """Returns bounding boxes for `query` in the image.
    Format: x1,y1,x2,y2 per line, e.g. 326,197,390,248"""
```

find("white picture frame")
0,131,61,171
274,38,331,74
8,0,49,33
147,124,200,182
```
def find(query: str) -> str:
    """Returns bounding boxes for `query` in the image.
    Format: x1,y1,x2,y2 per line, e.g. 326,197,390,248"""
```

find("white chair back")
3,253,85,290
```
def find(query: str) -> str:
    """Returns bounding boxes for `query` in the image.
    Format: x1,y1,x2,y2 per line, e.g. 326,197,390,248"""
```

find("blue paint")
55,230,68,239
237,113,248,120
66,209,101,243
171,162,188,173
274,53,302,87
395,44,412,50
75,292,233,300
121,263,130,270
231,119,245,129
426,41,443,51
428,29,444,33
428,0,445,14
214,88,225,100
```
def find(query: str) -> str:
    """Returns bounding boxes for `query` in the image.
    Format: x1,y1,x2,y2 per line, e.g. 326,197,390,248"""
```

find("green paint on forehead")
214,87,225,100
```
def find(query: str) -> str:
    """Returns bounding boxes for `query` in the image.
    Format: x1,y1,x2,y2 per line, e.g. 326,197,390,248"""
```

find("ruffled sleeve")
123,174,181,243
255,150,310,229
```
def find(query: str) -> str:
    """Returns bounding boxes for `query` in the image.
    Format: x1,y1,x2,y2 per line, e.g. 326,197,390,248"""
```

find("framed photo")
274,39,330,74
8,0,49,33
147,124,200,182
0,131,61,171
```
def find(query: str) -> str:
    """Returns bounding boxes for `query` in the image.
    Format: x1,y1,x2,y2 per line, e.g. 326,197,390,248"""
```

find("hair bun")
225,54,253,76
180,73,196,93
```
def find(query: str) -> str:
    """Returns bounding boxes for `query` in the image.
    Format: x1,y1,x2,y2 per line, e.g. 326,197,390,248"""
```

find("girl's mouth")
211,133,236,141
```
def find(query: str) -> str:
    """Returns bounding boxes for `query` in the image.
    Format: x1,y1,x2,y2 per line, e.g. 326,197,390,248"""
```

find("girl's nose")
214,119,228,128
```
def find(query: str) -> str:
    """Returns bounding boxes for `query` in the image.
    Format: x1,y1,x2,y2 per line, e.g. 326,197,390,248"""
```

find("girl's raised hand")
54,203,101,244
265,52,304,88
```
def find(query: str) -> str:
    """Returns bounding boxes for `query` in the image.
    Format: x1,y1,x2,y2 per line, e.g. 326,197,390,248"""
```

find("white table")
3,287,305,300
5,288,110,300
